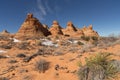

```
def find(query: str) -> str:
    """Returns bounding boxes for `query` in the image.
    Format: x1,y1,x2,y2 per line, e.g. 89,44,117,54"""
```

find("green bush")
78,53,119,80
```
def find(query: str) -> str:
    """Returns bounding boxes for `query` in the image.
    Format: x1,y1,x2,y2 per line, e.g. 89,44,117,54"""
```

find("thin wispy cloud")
35,0,71,21
37,0,47,16
35,0,54,21
44,1,53,14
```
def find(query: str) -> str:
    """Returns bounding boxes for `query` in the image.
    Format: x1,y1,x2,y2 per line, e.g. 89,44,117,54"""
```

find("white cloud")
45,1,53,14
35,0,65,21
35,0,54,20
37,0,47,16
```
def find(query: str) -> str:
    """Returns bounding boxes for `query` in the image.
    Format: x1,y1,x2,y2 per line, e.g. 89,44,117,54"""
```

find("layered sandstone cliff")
15,13,50,39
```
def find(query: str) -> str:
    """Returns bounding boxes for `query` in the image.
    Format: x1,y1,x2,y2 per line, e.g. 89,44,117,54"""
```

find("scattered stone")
55,64,60,70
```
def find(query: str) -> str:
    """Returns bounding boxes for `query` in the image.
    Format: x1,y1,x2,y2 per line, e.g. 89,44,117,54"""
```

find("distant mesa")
15,13,50,39
62,21,78,37
14,13,99,39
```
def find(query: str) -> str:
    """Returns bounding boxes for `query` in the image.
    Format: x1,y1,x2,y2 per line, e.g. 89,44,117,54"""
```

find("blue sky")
0,0,120,36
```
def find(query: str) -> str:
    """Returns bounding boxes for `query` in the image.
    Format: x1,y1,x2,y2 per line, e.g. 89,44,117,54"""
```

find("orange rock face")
62,22,99,37
66,21,77,32
62,21,78,37
15,13,50,39
82,25,99,37
49,20,63,36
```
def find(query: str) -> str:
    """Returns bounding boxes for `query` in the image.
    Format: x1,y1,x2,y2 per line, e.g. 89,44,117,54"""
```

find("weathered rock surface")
62,22,98,37
49,20,63,36
81,25,99,37
15,13,50,39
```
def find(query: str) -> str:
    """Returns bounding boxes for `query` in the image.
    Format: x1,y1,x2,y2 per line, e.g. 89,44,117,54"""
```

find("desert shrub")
0,77,9,80
81,36,90,41
16,53,26,58
64,34,70,37
77,53,119,80
79,44,94,53
35,59,49,73
0,55,7,59
53,51,63,56
8,60,17,64
97,36,119,48
23,48,53,62
17,42,30,50
35,40,42,46
77,41,84,45
0,35,10,41
91,36,98,41
1,45,12,49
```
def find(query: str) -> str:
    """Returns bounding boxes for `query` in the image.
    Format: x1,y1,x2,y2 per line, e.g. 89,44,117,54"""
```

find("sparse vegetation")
8,60,17,64
96,36,119,49
16,53,26,58
77,53,119,80
77,41,84,45
91,36,98,41
0,77,9,80
35,59,49,73
1,45,12,49
0,55,7,59
17,41,30,50
36,40,42,46
81,36,90,41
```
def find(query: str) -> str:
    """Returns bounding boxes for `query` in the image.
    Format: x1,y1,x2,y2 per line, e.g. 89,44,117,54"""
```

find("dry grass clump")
81,36,90,41
0,77,9,80
35,59,50,73
97,36,119,49
78,53,119,80
77,41,84,45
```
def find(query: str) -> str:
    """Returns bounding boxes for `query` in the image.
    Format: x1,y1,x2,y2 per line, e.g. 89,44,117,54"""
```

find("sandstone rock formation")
82,25,99,37
62,21,84,37
66,21,77,32
49,20,63,36
15,13,50,39
0,29,11,37
43,24,49,30
1,30,9,34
